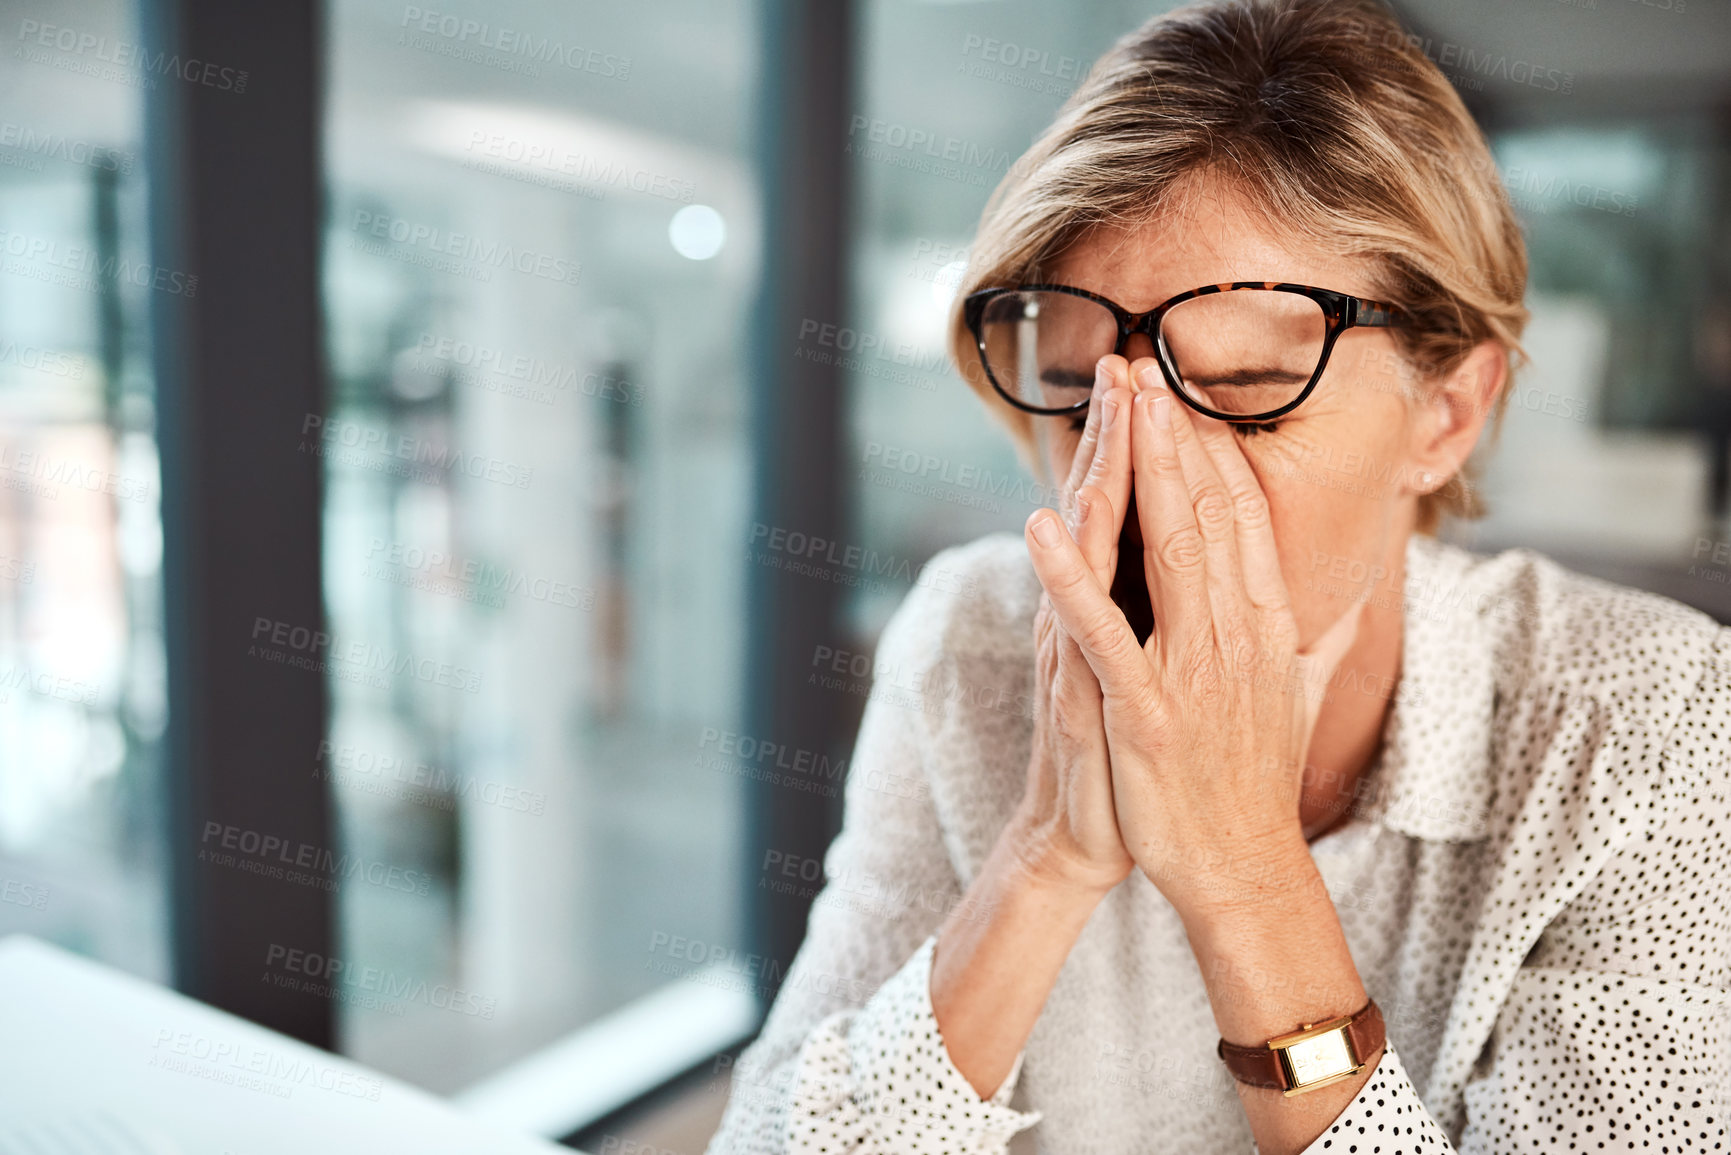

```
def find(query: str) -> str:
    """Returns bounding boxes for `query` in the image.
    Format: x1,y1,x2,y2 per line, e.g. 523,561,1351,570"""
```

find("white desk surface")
0,934,584,1155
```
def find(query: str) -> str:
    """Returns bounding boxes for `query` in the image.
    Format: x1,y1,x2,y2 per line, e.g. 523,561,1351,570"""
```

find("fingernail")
1152,394,1171,428
1031,512,1063,549
1136,364,1161,392
1100,394,1118,431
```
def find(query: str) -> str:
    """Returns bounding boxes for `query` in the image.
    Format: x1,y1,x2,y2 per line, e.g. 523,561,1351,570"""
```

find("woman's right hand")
1011,354,1139,895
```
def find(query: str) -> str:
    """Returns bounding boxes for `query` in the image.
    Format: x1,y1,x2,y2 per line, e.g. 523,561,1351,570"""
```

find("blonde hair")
947,0,1529,534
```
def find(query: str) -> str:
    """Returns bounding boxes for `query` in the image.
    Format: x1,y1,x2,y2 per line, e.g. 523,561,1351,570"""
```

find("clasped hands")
1013,354,1365,925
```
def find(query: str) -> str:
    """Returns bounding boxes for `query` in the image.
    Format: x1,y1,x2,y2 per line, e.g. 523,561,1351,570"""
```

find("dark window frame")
145,0,335,1046
141,0,859,1125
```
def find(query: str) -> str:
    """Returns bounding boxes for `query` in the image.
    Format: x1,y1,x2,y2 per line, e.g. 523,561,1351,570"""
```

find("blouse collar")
1353,533,1499,842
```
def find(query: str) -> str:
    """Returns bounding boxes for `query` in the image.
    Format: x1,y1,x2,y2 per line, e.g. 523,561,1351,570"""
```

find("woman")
708,1,1731,1151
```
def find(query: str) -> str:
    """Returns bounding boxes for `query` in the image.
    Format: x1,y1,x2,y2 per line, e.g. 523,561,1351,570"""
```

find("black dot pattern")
704,533,1731,1154
784,937,1041,1152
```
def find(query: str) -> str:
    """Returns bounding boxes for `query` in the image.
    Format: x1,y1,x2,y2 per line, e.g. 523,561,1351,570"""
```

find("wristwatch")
1216,997,1384,1096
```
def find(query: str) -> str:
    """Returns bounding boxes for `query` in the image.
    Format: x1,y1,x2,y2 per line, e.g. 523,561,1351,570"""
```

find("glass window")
1468,120,1721,561
0,0,168,982
320,0,759,1093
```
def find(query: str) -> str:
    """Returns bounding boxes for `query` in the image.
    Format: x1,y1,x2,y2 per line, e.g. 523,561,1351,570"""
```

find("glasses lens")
1159,290,1327,418
979,291,1116,412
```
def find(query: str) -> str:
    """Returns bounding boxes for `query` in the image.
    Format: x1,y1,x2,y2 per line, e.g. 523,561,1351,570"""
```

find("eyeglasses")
963,281,1409,423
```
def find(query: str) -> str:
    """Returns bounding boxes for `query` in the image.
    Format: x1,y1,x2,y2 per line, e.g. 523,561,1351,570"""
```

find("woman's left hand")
1023,359,1366,925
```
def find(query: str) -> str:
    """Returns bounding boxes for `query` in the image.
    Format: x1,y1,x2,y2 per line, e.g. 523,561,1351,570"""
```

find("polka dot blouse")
704,532,1731,1153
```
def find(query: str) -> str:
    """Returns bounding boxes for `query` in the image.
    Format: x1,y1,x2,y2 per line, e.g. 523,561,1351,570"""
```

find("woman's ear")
1406,339,1506,495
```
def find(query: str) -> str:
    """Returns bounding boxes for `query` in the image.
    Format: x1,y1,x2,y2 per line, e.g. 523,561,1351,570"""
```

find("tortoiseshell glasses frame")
962,281,1409,423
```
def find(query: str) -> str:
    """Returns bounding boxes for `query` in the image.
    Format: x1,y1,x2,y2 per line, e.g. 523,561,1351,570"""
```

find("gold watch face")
1284,1029,1356,1086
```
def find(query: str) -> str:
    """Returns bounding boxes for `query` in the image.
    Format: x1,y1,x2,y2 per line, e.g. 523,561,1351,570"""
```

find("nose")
1120,332,1156,365
1116,332,1158,388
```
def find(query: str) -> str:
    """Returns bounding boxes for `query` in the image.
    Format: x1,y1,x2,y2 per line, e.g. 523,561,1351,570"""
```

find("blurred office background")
0,0,1727,1150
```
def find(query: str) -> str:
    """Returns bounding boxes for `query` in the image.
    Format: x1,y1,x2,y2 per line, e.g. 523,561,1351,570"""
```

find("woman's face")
1040,176,1502,646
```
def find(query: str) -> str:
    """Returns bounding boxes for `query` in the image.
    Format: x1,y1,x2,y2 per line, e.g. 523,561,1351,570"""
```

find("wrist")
999,810,1126,902
1183,864,1365,1061
1155,832,1323,928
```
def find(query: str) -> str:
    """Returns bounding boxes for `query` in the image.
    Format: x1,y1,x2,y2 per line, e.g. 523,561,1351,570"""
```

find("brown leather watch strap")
1215,997,1384,1091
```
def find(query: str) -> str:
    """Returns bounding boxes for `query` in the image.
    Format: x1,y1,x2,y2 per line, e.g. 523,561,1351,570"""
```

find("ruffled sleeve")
787,936,1042,1153
1292,1039,1454,1153
704,550,1042,1154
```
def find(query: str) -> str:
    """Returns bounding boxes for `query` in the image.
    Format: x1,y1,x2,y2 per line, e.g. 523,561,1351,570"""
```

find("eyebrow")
1039,368,1094,390
1182,367,1313,388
